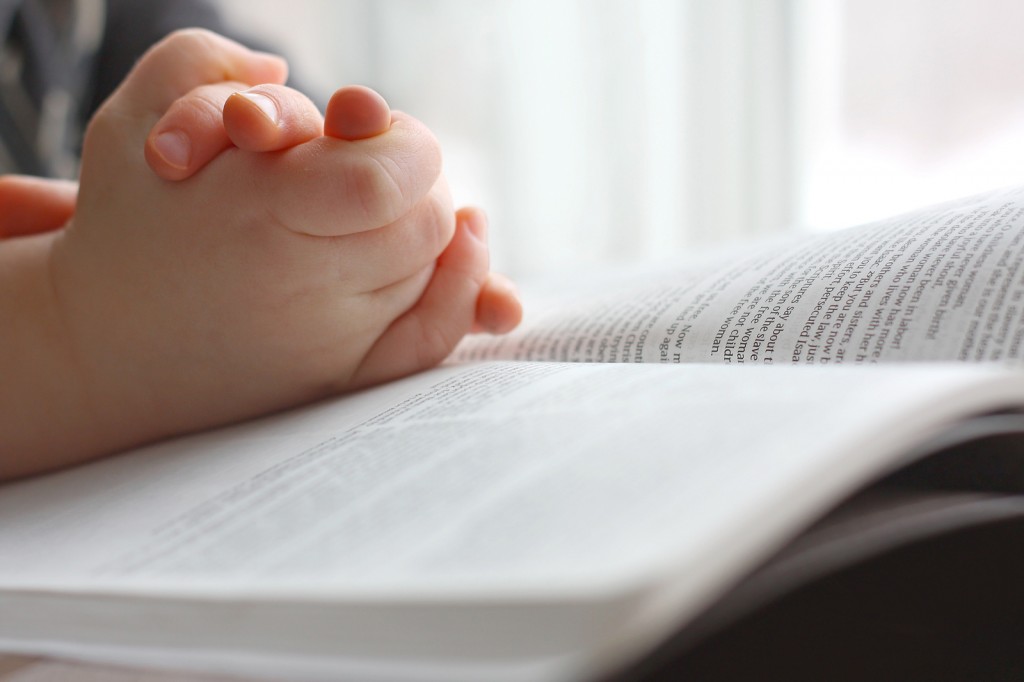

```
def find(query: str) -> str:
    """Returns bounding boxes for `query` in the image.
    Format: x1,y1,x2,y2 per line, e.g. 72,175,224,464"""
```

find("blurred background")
215,0,1024,279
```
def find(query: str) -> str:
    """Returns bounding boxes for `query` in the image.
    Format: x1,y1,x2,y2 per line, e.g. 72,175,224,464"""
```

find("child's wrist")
0,233,108,476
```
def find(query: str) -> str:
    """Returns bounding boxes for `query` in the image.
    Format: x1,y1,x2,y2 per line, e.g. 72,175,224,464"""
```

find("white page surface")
2,362,1024,681
1,362,1019,598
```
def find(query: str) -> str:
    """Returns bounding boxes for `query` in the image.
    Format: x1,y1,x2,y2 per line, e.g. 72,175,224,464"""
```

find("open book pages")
456,185,1024,366
2,359,1023,681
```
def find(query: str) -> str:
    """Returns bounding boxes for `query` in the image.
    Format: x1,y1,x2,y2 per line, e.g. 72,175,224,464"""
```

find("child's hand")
0,29,519,476
144,79,522,339
0,78,521,339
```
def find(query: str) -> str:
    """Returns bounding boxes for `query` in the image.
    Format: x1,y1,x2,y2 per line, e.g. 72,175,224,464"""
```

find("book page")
456,186,1024,365
0,363,1019,595
3,362,1024,681
0,656,235,682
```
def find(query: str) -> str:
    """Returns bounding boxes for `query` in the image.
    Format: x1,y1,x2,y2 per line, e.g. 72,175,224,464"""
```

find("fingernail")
152,130,191,169
239,91,279,125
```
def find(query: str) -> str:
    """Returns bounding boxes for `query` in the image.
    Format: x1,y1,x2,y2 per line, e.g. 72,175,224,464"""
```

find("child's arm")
0,30,517,480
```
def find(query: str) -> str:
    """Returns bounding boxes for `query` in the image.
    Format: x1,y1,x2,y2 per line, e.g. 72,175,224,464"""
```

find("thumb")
324,85,392,140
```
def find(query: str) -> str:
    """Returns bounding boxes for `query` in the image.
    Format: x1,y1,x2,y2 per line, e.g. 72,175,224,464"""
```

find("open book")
3,187,1024,681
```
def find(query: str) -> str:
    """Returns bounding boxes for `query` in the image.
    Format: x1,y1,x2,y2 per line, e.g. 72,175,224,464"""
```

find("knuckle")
82,105,125,153
345,148,443,231
398,115,443,178
345,155,406,227
169,87,228,126
158,28,220,55
423,188,456,256
145,30,237,80
417,323,458,368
